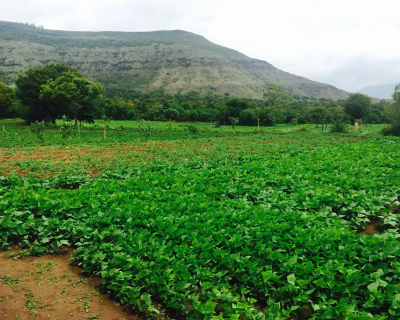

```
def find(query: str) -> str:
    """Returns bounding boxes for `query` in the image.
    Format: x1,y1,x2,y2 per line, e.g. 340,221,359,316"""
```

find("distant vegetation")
2,63,399,136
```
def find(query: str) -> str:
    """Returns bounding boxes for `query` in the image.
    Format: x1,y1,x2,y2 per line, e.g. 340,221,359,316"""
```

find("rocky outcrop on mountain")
0,20,348,99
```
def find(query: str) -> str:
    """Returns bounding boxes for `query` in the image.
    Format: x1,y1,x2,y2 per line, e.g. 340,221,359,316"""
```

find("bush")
188,110,198,122
297,116,307,124
29,121,45,142
365,112,383,124
382,124,400,136
297,125,308,132
382,96,400,136
163,108,179,121
186,123,199,135
331,119,346,133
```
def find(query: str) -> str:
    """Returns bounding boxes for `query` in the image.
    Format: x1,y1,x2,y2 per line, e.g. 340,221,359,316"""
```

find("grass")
0,119,391,186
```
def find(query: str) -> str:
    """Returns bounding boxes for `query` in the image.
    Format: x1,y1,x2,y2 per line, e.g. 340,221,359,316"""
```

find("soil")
0,145,143,178
0,140,211,179
0,247,142,320
360,221,382,235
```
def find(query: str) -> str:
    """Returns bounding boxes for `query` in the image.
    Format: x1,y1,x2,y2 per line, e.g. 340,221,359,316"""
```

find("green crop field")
0,119,399,319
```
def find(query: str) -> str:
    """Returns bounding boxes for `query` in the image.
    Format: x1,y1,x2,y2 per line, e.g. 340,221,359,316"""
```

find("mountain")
0,20,348,100
357,83,397,100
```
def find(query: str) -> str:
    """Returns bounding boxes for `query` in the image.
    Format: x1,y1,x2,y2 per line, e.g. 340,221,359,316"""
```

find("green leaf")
287,274,296,286
201,300,217,315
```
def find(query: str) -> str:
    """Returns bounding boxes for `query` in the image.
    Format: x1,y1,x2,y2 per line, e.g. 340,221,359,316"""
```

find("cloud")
2,0,400,91
279,55,400,92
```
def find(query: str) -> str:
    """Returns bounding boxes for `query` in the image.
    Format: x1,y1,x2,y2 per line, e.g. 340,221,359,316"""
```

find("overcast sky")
2,0,400,92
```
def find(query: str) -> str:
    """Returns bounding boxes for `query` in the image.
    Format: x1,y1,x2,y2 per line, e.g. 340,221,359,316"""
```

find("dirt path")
0,247,141,320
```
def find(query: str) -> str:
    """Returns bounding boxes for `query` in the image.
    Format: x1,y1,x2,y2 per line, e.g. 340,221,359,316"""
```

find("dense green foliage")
383,83,400,136
5,57,393,129
7,61,397,134
0,122,399,319
15,63,102,124
393,84,400,103
40,70,102,125
344,94,372,124
0,81,14,118
93,90,390,128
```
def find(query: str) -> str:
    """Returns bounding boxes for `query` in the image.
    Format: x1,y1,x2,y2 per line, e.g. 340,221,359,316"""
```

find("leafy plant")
186,123,199,135
29,121,45,142
0,124,399,319
101,114,111,140
331,115,347,132
229,117,239,135
0,275,20,288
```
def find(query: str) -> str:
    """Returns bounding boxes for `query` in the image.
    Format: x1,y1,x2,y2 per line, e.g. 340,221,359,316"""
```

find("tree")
15,63,101,124
40,70,102,125
382,83,400,135
309,106,329,126
15,63,80,123
393,84,400,103
0,81,14,118
164,108,180,121
344,93,371,123
262,83,292,126
263,83,292,107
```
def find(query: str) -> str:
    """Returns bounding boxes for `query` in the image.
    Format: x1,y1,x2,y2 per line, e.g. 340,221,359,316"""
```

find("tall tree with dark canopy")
383,83,400,135
344,93,371,123
309,106,329,126
263,83,292,125
0,81,14,118
15,63,80,123
40,70,102,125
15,63,101,124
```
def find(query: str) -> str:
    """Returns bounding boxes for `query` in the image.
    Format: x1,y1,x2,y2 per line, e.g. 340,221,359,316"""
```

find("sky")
2,0,400,92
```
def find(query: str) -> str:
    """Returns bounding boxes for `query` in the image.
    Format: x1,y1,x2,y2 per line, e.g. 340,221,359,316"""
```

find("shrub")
382,123,400,136
382,99,400,136
186,123,199,135
29,121,45,142
297,125,308,132
330,117,347,133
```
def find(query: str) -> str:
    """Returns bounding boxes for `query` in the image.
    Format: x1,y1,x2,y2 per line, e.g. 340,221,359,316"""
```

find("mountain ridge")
0,20,349,100
357,83,396,100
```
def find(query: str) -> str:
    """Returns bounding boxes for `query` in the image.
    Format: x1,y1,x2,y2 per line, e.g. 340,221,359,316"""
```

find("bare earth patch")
0,247,141,320
0,141,209,178
357,221,382,235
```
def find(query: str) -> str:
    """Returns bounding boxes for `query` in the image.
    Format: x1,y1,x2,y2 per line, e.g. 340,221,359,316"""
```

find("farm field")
0,119,399,319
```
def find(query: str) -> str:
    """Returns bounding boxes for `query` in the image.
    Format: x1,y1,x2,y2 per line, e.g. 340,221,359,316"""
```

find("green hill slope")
0,20,348,99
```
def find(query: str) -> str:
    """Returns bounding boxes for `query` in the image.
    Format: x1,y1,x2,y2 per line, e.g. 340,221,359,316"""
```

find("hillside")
0,20,348,99
357,83,396,100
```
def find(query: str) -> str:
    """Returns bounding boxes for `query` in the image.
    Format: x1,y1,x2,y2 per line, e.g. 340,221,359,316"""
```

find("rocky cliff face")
0,21,348,99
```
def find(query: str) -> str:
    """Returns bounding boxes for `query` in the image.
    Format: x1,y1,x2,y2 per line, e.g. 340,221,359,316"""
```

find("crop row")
1,137,400,319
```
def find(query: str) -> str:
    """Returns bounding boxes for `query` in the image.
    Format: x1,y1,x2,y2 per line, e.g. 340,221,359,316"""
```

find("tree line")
0,62,399,134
